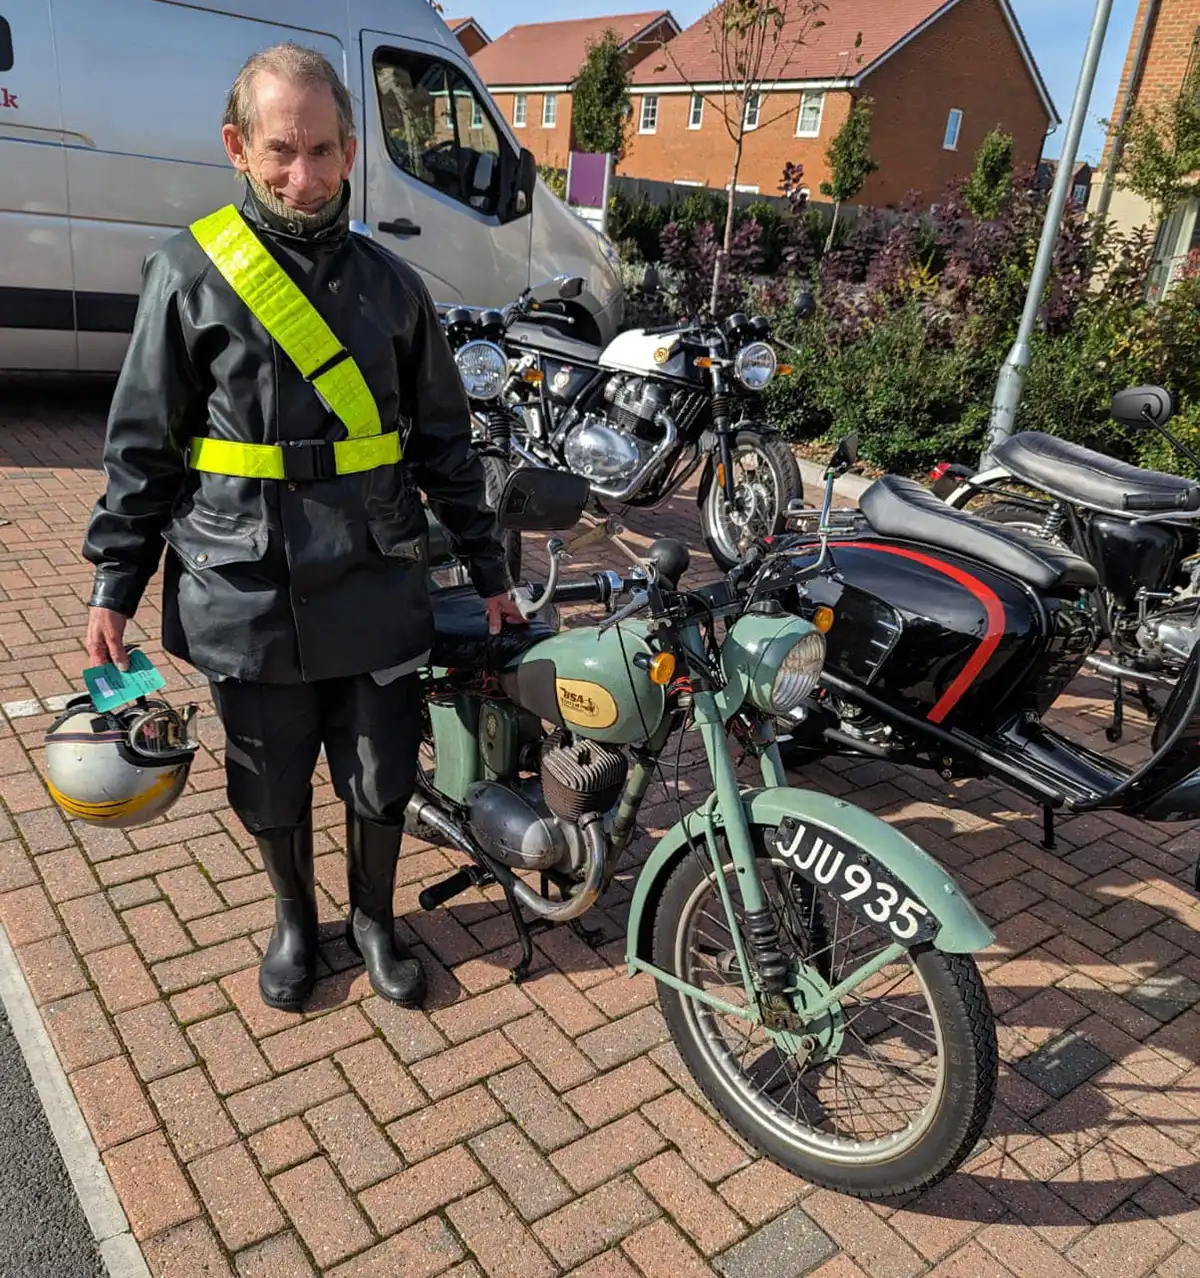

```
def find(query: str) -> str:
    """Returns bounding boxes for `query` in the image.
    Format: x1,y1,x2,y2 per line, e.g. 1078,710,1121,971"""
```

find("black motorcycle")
931,386,1200,740
439,274,805,571
746,435,1200,864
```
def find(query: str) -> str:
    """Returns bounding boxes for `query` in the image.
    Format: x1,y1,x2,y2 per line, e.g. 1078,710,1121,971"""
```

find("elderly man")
80,43,521,1012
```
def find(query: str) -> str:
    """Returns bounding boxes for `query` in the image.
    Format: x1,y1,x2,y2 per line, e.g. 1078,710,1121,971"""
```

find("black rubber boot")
255,815,319,1011
345,811,426,1008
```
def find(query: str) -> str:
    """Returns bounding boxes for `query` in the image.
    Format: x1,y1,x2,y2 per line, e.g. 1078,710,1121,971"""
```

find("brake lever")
598,589,650,635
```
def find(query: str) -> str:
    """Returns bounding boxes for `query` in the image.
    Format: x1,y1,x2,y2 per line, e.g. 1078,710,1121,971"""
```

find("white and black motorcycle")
442,275,804,570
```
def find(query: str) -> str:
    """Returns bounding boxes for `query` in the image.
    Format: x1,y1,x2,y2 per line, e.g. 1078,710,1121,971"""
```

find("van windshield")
373,50,501,216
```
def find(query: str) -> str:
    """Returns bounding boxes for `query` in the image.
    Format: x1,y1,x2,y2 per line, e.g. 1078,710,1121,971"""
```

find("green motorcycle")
409,468,998,1199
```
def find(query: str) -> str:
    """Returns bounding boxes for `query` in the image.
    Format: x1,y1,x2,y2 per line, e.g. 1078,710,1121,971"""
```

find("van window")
0,17,12,72
373,50,501,216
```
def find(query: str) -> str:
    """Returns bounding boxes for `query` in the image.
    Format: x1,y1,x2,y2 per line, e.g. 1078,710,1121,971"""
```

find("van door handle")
379,219,421,237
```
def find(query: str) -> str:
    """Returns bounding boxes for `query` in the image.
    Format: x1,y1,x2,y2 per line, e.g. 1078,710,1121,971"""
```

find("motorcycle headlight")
768,630,826,713
455,340,508,400
734,341,777,391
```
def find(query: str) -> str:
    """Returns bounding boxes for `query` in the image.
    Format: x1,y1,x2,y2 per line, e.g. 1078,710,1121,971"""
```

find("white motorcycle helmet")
44,695,199,828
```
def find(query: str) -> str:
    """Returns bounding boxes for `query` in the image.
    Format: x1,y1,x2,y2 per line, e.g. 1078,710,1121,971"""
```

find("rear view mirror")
497,468,590,531
503,147,537,222
830,433,859,474
793,286,815,320
1112,385,1173,430
559,277,585,300
641,264,661,295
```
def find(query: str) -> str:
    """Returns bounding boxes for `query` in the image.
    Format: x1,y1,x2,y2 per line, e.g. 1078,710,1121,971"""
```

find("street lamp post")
980,0,1117,468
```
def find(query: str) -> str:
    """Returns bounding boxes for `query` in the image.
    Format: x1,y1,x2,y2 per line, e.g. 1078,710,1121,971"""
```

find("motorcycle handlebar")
546,572,645,605
1123,487,1200,513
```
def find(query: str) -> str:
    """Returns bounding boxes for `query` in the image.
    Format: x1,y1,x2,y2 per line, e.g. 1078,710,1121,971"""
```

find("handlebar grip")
548,574,643,605
1124,488,1200,512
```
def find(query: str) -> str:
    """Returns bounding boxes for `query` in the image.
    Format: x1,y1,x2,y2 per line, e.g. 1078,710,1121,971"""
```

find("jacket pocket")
368,515,427,562
162,503,267,571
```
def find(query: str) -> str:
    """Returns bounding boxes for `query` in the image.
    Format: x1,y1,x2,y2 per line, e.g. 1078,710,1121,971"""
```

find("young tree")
819,95,878,251
1111,66,1200,226
572,27,633,160
655,0,832,313
963,127,1014,220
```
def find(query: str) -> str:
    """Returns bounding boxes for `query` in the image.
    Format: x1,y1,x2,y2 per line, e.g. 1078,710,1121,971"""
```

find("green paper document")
82,650,166,713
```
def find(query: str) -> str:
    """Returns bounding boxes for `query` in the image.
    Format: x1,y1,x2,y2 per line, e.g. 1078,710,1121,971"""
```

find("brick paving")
2,384,1200,1276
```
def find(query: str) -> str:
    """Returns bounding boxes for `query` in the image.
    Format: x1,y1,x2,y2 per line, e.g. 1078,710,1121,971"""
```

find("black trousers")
209,673,422,834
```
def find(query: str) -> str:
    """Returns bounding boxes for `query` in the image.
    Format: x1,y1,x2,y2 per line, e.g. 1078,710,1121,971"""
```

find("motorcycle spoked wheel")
703,432,803,571
975,499,1073,549
650,827,997,1199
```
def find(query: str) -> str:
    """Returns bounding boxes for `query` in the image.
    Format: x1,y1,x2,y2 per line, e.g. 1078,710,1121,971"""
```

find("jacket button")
196,553,208,564
299,596,309,605
287,483,297,492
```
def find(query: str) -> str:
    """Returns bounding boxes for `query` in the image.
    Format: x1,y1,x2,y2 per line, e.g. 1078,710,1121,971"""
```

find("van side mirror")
497,468,591,531
559,277,585,300
505,147,536,222
1111,385,1173,430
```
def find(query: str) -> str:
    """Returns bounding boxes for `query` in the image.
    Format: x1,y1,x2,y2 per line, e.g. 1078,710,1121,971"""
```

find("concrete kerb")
0,918,152,1278
796,457,872,504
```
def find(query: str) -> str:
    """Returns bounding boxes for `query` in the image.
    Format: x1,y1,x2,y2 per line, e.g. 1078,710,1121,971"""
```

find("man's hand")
86,607,130,671
486,593,528,635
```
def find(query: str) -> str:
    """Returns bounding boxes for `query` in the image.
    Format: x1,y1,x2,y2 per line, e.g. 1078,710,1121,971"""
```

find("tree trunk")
711,135,744,316
824,200,841,255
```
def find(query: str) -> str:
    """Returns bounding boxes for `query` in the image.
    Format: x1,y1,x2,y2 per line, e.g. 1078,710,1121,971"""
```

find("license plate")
773,818,938,946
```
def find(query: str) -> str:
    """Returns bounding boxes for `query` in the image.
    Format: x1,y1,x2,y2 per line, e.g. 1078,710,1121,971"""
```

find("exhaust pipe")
1083,654,1175,688
406,794,607,923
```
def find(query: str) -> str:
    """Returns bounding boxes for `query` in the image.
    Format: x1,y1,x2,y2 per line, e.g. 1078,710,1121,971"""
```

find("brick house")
471,12,681,170
1098,0,1200,295
621,0,1058,207
446,17,491,58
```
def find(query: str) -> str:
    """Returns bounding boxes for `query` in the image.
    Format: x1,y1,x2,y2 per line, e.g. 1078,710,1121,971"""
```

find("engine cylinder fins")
541,738,628,823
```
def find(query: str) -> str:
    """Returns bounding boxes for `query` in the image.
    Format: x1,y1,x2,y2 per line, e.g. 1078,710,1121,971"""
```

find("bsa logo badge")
653,347,670,365
552,368,572,392
554,679,619,729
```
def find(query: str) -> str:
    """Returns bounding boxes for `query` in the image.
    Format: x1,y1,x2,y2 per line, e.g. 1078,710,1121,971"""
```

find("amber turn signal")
523,370,544,385
648,652,676,685
813,606,835,632
694,356,714,369
778,364,793,375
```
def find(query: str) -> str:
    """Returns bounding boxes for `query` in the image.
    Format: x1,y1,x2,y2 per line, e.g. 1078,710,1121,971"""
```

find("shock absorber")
484,409,513,455
1041,501,1066,541
743,907,789,996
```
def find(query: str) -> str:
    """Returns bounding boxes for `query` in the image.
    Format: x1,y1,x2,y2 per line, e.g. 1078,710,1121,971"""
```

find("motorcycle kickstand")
499,884,536,984
1041,806,1056,852
1106,676,1125,744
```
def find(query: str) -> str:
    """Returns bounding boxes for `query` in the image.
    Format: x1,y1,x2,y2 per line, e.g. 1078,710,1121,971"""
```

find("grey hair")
224,43,356,146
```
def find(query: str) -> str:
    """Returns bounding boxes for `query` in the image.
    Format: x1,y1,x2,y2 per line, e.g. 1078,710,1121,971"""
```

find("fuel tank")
499,621,667,746
771,534,1099,727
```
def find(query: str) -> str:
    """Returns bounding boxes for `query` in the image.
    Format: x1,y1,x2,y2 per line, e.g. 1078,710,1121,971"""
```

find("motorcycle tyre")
702,431,803,571
651,833,998,1199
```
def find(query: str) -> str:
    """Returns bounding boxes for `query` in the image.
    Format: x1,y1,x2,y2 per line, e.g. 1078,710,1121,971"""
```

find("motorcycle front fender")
625,787,993,970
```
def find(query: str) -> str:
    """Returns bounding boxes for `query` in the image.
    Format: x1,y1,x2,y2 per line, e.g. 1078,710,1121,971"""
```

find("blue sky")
463,0,1143,164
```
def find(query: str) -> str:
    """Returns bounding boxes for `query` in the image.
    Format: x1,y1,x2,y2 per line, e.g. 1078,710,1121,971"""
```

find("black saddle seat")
430,585,554,669
859,475,1099,592
994,431,1196,511
506,323,605,364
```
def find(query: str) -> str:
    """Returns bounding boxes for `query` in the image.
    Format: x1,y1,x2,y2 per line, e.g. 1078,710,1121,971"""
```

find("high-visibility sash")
185,204,400,481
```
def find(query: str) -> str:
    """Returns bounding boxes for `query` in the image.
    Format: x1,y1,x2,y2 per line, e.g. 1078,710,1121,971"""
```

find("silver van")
0,0,624,373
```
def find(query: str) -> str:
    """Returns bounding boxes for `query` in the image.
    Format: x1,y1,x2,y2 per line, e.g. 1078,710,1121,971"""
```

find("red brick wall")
1100,0,1200,170
618,0,1052,205
858,0,1052,206
619,88,852,195
492,91,574,169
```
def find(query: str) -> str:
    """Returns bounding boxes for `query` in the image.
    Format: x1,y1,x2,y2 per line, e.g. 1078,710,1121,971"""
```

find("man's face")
222,71,356,213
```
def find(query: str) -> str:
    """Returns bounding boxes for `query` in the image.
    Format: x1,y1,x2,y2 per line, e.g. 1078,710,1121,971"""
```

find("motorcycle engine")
462,738,627,876
562,377,672,484
1136,598,1200,667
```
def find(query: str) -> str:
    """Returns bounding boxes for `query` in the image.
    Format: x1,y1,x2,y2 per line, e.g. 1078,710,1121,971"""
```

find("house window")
1072,182,1089,206
513,94,527,127
689,94,704,130
744,91,761,131
542,93,557,128
795,90,824,137
943,108,963,151
373,49,502,215
639,96,658,134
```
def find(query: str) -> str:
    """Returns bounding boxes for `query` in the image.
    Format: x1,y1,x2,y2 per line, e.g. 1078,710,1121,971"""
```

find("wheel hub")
762,961,844,1064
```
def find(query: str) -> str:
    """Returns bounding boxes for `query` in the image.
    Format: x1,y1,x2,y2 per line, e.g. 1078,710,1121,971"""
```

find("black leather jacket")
83,185,508,683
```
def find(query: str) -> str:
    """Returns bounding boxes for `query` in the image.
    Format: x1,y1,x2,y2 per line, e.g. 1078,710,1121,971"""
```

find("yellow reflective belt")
186,203,399,480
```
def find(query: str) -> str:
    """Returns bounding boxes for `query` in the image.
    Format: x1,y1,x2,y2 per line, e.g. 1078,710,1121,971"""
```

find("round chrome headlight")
768,630,825,713
734,341,777,391
455,340,508,400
